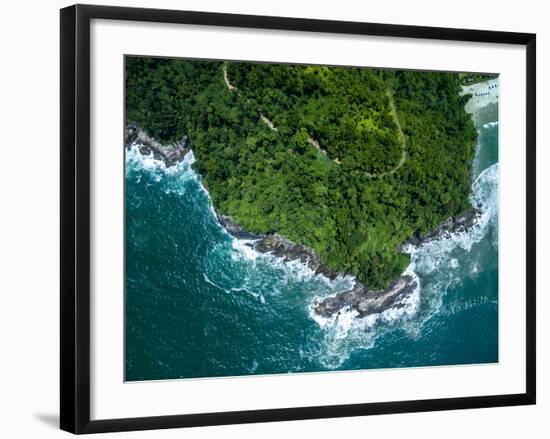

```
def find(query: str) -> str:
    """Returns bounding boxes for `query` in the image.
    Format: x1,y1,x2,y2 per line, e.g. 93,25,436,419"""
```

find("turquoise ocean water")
125,120,499,381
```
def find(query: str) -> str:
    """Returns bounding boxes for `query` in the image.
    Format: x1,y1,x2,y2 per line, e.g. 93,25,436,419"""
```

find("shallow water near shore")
125,118,499,381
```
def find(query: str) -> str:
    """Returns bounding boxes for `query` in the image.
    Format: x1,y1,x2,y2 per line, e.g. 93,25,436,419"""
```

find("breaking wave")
126,125,498,374
309,161,498,368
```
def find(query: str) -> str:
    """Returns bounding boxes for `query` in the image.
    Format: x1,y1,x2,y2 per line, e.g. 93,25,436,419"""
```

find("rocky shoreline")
312,209,481,319
399,208,481,250
216,213,264,240
216,208,479,319
126,123,481,320
125,123,191,167
314,275,417,318
217,212,340,278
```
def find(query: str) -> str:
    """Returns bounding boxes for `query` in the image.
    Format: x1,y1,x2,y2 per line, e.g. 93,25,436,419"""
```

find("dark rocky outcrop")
312,209,482,319
125,123,190,167
216,213,264,240
127,128,480,320
217,210,484,319
253,234,340,279
216,213,339,278
400,208,481,249
313,275,418,318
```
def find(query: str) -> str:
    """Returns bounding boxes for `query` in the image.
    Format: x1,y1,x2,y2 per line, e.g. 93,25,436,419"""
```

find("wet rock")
123,122,477,321
125,123,190,167
216,213,339,279
400,208,481,250
313,275,417,318
218,208,480,320
253,234,339,279
216,213,264,240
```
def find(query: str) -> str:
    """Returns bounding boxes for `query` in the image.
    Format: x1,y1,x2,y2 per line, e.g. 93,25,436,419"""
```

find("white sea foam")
262,254,346,285
229,235,355,288
127,140,352,292
127,142,222,221
310,160,498,367
230,286,265,303
129,130,498,368
308,260,423,367
482,121,499,129
399,162,498,331
404,163,498,275
310,303,379,367
440,294,496,317
203,273,227,292
210,225,355,305
386,265,421,321
230,239,260,261
126,141,196,175
248,360,259,373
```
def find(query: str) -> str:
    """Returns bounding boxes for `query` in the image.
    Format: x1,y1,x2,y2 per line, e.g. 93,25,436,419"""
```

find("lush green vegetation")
226,63,402,173
458,72,498,85
126,57,477,290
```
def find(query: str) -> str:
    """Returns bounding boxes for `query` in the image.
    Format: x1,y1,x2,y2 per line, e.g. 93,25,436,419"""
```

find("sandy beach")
461,78,499,127
461,78,499,114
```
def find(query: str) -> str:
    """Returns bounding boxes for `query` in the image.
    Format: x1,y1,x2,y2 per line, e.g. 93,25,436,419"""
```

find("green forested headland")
126,57,477,290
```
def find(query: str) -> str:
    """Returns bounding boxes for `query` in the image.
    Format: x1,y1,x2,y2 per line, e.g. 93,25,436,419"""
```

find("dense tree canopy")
226,63,402,173
126,57,477,289
458,72,498,85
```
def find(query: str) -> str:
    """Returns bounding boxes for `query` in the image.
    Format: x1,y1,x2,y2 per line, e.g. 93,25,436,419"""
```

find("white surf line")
203,273,228,293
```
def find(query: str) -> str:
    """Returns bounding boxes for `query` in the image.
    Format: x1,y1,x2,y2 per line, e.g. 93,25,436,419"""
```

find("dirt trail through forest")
222,63,407,176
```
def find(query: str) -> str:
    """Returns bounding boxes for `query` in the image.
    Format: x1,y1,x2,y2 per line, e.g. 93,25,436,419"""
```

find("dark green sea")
125,120,499,381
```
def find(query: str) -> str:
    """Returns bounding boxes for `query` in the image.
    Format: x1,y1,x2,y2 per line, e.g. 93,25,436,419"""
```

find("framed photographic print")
60,4,536,434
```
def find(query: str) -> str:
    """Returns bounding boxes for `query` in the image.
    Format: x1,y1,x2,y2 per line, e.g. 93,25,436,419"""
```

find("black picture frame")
60,4,536,434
